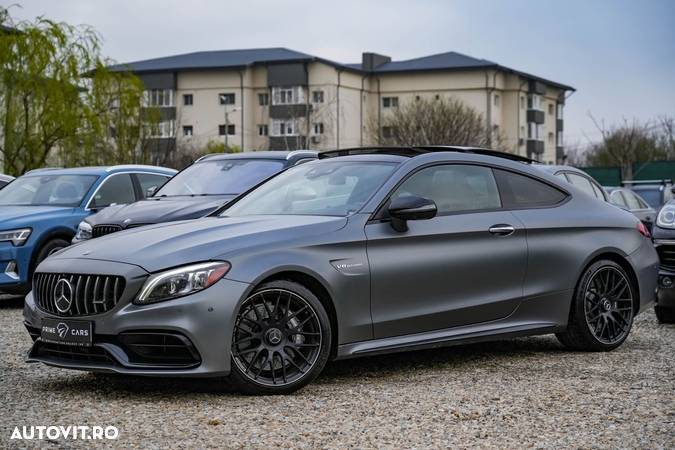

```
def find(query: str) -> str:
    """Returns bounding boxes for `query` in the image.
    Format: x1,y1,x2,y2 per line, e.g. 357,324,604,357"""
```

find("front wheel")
557,260,635,351
228,280,332,395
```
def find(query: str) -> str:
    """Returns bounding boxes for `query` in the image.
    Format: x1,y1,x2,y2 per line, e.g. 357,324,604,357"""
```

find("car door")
365,163,528,339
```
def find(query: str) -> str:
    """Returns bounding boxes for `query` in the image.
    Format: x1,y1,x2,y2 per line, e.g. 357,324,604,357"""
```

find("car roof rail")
286,150,318,160
105,164,177,173
621,179,672,185
318,146,537,163
24,167,64,174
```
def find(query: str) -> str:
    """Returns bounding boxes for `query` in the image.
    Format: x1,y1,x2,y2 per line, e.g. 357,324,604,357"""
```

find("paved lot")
1,294,673,449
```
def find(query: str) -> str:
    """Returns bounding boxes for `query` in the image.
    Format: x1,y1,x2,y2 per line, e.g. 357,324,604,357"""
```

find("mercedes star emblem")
53,278,74,313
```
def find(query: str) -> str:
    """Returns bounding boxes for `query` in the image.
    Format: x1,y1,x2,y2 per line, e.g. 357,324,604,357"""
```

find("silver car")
24,147,659,394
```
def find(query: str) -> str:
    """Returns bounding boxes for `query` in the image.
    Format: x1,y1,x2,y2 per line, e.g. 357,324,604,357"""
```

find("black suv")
73,150,317,243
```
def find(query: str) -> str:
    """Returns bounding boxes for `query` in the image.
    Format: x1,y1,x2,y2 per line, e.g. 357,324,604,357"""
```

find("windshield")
223,161,397,217
155,159,286,197
0,174,98,207
633,188,661,209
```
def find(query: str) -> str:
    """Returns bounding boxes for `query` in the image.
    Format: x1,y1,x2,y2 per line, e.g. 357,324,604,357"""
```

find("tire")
655,305,675,324
556,259,635,351
228,280,332,395
34,238,70,267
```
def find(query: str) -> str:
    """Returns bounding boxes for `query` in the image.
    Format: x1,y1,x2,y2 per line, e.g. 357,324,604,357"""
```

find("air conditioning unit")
311,135,322,144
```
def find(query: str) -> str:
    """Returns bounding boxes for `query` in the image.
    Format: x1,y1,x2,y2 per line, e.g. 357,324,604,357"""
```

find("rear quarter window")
494,169,567,208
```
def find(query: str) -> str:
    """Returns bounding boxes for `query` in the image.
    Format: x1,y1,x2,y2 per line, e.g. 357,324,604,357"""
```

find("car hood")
55,215,348,272
87,195,236,227
0,205,75,227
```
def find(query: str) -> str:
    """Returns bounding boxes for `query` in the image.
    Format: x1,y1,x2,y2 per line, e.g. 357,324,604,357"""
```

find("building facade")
109,48,573,164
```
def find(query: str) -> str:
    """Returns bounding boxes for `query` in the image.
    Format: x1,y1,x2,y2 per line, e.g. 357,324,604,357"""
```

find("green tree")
0,7,151,175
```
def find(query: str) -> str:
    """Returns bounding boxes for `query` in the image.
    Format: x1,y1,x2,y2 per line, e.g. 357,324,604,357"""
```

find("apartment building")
109,48,574,164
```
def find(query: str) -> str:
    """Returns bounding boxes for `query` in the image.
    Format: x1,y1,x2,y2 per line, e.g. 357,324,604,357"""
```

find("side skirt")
335,321,563,360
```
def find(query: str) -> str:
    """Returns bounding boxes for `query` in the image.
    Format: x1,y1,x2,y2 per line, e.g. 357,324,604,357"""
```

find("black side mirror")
388,195,437,232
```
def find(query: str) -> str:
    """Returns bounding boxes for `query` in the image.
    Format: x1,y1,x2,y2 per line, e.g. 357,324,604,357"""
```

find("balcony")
527,139,545,156
269,136,307,150
527,109,545,124
269,104,309,119
556,146,565,162
557,119,564,132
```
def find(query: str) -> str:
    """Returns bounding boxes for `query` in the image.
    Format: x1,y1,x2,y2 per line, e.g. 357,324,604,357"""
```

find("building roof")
108,48,574,91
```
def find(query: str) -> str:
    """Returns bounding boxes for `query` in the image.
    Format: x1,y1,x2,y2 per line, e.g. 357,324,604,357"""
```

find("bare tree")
366,97,506,149
587,114,664,180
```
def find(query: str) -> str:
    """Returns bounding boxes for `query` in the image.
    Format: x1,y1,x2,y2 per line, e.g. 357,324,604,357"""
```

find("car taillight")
637,221,650,238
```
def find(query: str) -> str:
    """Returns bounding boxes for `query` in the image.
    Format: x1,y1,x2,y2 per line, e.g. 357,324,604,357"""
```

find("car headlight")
0,228,32,246
75,221,92,240
657,205,675,229
134,261,231,305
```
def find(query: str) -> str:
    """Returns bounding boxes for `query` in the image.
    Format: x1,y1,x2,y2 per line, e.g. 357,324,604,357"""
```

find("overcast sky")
7,0,675,146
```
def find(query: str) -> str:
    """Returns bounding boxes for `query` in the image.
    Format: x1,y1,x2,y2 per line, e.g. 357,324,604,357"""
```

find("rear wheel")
228,280,331,394
655,305,675,324
557,260,635,351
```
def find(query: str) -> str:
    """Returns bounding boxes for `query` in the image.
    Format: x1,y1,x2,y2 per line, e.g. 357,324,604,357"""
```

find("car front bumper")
0,243,33,293
23,273,251,377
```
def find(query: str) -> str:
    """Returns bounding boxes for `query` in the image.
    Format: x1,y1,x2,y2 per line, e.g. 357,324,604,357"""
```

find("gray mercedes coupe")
24,147,659,394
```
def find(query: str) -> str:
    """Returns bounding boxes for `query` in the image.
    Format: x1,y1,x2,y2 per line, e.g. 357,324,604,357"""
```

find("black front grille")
117,332,201,367
32,341,117,366
93,224,122,238
33,273,126,316
657,245,675,271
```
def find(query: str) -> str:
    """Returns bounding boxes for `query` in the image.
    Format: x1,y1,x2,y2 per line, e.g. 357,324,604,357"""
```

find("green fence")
582,161,675,186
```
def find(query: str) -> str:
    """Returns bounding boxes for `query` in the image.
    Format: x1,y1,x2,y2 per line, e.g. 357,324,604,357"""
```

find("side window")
90,174,135,208
494,169,567,208
135,173,170,198
635,195,650,209
392,165,501,214
624,191,642,210
565,173,597,197
610,191,628,208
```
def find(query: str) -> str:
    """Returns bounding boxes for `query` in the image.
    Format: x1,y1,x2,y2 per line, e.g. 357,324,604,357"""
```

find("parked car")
649,199,675,323
535,165,608,202
605,187,656,231
73,151,317,243
0,173,14,189
0,165,176,295
24,146,657,394
623,179,673,210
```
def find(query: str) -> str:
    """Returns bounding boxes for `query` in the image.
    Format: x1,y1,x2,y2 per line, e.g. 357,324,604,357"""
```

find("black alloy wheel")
582,266,634,344
230,280,331,394
557,260,635,351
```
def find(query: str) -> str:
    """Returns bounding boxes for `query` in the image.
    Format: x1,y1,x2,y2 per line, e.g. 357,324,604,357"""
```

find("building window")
313,123,324,135
520,96,525,110
272,86,304,105
494,94,500,107
183,125,193,137
435,94,440,100
258,93,269,106
219,124,235,135
415,95,421,101
548,132,554,144
183,94,193,106
271,119,297,136
312,90,324,103
382,97,399,108
147,120,175,138
143,89,174,107
557,132,563,147
548,103,554,115
527,94,542,111
219,93,236,105
557,103,564,118
382,126,395,138
528,122,544,141
258,124,269,136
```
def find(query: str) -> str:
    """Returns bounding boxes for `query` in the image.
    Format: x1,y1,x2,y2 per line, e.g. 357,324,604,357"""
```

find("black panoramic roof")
318,146,536,164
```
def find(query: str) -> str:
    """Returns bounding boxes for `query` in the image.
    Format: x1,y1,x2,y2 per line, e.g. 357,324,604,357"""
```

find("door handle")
489,224,515,236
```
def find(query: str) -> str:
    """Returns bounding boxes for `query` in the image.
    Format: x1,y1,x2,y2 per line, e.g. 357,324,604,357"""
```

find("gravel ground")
0,294,673,449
